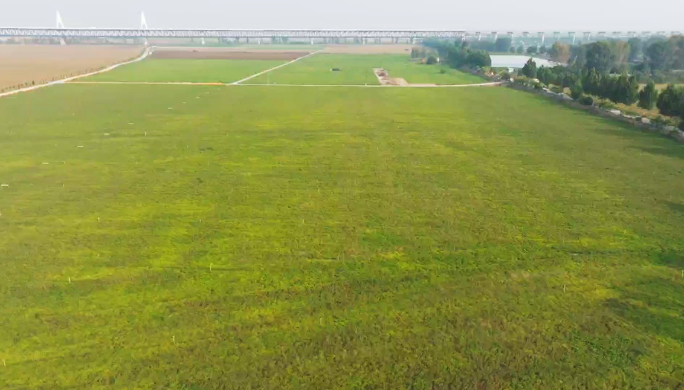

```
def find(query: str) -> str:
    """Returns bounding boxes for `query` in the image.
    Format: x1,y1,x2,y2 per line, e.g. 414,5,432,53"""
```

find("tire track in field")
231,50,322,85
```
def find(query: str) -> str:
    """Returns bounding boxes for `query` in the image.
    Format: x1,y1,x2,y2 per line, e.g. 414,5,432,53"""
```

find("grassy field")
85,59,286,83
385,62,483,85
248,54,385,85
1,82,684,388
248,54,482,85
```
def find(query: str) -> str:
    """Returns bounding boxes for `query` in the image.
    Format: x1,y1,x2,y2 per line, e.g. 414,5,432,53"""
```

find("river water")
490,55,558,69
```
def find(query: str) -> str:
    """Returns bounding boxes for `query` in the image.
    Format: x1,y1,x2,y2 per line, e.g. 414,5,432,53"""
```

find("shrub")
522,58,537,78
638,81,659,110
570,80,584,100
597,100,618,110
652,116,668,128
579,96,594,106
426,55,437,65
657,84,684,117
679,121,684,131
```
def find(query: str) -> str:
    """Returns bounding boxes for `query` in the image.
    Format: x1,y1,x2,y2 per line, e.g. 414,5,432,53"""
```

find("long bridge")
0,28,467,39
1,12,680,41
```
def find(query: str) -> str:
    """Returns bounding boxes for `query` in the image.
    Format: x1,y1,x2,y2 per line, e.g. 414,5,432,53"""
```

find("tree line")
423,39,492,69
520,57,684,129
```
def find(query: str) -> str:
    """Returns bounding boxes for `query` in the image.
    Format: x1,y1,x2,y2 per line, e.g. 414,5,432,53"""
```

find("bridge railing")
0,28,465,39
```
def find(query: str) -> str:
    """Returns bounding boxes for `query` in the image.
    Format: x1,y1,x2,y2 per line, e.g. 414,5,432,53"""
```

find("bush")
570,80,584,100
579,96,594,106
426,55,437,65
522,58,537,78
597,100,618,110
657,84,684,117
638,81,659,110
652,116,668,128
466,50,492,67
534,83,544,90
679,121,684,131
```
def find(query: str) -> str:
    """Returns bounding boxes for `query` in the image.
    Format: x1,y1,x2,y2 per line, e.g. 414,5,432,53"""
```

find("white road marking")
231,50,322,85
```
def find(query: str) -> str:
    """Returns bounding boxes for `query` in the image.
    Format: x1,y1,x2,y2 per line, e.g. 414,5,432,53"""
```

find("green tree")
646,40,672,70
561,73,579,89
549,42,571,63
536,66,550,84
466,50,492,67
526,46,538,54
627,38,643,62
607,40,631,66
657,84,684,117
426,55,437,65
582,68,601,95
585,42,613,73
638,81,659,110
495,37,512,52
539,46,547,54
522,58,537,78
516,46,524,54
509,47,516,53
570,80,584,100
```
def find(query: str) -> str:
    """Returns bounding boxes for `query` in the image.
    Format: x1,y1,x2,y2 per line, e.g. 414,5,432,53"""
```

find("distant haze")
2,0,683,31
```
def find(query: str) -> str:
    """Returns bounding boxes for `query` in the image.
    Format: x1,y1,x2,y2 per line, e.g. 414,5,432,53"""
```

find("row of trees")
423,40,492,68
521,58,684,129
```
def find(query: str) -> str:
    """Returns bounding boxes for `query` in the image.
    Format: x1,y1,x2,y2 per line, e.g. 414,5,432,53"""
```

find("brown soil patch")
0,45,144,91
323,44,414,54
374,68,410,86
151,47,310,60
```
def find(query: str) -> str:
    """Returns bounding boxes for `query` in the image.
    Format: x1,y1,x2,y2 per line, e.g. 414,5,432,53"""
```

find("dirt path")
232,50,322,85
0,47,152,99
67,81,505,88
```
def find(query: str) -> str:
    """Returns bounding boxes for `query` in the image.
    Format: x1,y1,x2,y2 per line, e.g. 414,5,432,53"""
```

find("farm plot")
83,58,289,83
248,53,483,85
1,84,684,388
0,45,144,91
150,47,311,60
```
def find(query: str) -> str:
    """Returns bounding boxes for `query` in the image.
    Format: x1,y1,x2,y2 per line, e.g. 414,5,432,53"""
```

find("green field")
85,59,286,83
248,54,482,85
2,66,684,388
385,62,483,85
248,54,386,85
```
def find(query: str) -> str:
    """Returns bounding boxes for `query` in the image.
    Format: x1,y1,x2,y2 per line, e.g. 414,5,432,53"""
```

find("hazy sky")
2,0,682,31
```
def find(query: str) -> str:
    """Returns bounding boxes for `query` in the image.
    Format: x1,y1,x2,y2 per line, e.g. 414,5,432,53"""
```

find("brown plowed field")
0,45,144,91
151,48,310,60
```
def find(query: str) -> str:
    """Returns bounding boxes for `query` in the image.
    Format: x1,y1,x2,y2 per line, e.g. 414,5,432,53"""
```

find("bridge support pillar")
56,11,67,45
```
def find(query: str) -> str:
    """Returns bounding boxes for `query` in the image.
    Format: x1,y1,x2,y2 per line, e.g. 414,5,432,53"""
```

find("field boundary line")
236,81,504,88
231,50,322,85
63,81,504,88
0,46,153,99
69,81,225,86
